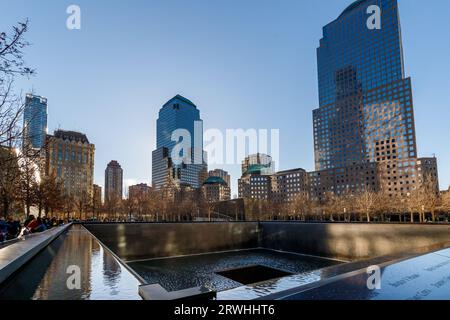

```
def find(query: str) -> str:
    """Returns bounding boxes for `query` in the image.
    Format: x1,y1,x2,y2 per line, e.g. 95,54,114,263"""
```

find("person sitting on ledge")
24,215,35,229
32,217,47,233
6,216,21,240
26,215,39,233
50,217,57,228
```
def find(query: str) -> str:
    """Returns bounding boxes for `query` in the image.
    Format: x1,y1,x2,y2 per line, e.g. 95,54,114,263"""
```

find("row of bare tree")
243,178,447,223
67,188,216,222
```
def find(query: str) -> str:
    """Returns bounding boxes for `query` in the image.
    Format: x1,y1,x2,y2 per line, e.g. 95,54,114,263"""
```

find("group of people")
0,215,63,243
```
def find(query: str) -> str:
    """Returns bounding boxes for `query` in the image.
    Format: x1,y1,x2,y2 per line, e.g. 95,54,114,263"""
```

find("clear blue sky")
2,0,449,195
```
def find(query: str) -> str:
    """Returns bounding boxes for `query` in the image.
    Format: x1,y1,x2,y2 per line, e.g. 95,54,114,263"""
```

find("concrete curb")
0,223,72,285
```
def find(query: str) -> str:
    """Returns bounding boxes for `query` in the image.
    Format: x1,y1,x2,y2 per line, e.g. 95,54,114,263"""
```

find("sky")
2,0,450,196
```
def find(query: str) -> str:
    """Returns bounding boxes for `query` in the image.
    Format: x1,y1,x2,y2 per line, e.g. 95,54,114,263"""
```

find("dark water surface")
0,225,141,300
128,249,340,292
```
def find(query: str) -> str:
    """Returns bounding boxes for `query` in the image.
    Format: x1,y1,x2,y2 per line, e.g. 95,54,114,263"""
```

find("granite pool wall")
84,222,450,262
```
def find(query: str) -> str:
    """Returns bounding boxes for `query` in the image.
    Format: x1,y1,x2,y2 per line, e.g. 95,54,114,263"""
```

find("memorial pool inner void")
128,249,338,292
1,222,450,300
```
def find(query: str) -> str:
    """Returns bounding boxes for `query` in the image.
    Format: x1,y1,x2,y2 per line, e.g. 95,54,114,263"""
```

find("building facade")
23,94,48,150
208,169,231,187
309,163,379,201
272,168,309,203
238,154,310,202
202,176,231,203
238,154,275,200
105,160,123,203
152,95,207,190
46,130,95,199
416,157,439,193
241,153,275,176
312,0,438,198
129,183,152,200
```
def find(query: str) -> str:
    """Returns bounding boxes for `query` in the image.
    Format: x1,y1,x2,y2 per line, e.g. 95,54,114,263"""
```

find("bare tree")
422,177,441,222
0,20,37,221
122,197,137,221
63,194,75,220
74,190,91,220
408,186,427,223
91,191,102,221
290,193,312,221
41,172,65,218
17,148,40,217
0,147,20,218
355,189,377,222
104,193,121,221
441,189,450,221
1,20,34,147
320,192,337,222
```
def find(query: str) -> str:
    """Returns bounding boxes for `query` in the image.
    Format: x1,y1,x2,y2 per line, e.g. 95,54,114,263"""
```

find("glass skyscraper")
23,93,48,150
311,0,437,198
152,95,207,190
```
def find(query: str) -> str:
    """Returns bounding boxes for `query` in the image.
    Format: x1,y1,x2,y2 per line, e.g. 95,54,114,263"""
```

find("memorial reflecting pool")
128,249,340,292
1,222,449,300
0,225,141,300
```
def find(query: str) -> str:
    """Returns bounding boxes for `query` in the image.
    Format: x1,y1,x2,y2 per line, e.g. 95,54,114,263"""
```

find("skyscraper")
23,94,48,150
311,0,438,198
105,160,123,203
152,95,207,190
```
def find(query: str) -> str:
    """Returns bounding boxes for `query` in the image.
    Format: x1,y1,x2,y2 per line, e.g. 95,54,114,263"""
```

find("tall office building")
152,95,207,190
311,0,438,198
23,94,48,150
46,130,95,199
105,160,123,203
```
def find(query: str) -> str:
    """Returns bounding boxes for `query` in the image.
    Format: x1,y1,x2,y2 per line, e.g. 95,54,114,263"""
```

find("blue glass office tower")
152,95,207,190
311,0,437,198
23,94,48,150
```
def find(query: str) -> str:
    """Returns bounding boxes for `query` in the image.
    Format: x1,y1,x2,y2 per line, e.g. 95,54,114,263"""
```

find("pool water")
128,249,340,292
0,225,141,300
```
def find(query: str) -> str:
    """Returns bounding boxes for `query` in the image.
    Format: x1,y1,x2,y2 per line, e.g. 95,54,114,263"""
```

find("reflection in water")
0,225,141,300
103,249,121,288
217,270,324,300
